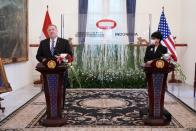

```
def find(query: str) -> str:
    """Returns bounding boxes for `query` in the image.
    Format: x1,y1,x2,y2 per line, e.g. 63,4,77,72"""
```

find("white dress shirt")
154,46,158,53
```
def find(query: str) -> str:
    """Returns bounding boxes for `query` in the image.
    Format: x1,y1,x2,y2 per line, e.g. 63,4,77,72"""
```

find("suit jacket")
36,37,73,62
144,44,167,63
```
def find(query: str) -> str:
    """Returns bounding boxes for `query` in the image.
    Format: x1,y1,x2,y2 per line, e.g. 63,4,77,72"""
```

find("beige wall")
136,0,182,42
5,0,196,91
29,0,78,44
178,0,196,85
29,0,183,44
28,0,79,81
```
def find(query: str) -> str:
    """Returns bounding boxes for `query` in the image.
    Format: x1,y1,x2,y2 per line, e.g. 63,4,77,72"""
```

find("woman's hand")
146,60,153,65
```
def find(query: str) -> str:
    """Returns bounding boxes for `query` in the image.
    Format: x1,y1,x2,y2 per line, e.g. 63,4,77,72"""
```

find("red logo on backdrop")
96,19,117,30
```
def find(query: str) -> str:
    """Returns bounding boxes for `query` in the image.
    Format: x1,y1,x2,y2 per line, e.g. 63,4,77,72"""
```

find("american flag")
158,11,177,61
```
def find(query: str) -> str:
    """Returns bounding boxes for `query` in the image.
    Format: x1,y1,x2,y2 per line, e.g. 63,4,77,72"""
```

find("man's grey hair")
47,24,57,30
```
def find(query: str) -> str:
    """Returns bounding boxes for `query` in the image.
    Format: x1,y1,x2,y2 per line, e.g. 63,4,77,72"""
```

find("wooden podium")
36,59,67,127
141,59,174,126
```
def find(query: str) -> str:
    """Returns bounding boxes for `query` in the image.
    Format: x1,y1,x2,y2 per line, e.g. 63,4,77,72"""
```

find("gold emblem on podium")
155,60,165,68
47,60,56,69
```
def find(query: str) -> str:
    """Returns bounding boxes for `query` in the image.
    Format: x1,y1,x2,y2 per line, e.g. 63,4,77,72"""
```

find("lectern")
36,59,67,127
142,59,174,126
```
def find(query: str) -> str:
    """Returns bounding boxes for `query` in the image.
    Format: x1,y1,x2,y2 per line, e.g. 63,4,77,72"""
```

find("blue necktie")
51,40,55,56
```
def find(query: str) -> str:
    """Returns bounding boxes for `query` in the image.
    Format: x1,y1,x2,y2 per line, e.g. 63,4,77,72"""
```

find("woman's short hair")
151,31,163,40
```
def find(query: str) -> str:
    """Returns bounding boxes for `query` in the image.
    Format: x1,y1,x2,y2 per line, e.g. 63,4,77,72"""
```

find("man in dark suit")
36,24,73,62
36,24,73,108
144,31,168,64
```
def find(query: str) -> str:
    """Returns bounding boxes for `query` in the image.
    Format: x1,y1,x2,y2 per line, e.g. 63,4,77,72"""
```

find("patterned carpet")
26,90,182,128
1,89,196,130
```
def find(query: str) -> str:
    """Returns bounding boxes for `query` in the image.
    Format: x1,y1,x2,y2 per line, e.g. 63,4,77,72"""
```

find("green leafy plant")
172,62,186,82
67,44,147,88
162,53,186,82
68,67,146,88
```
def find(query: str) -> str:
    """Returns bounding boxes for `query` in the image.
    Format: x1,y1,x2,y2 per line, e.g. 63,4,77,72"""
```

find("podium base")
41,118,66,127
140,108,171,126
168,79,182,83
144,117,170,126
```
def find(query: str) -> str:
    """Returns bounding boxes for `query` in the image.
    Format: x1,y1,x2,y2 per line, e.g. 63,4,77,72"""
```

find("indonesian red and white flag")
158,11,177,61
39,9,52,40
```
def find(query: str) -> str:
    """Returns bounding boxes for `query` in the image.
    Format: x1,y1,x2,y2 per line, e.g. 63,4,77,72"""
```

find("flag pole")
148,14,152,45
61,14,62,38
162,6,164,12
168,35,182,84
34,5,50,86
161,6,181,84
62,14,64,38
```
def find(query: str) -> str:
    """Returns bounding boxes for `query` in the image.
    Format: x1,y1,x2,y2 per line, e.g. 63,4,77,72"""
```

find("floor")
0,84,195,131
167,83,196,112
0,85,41,121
